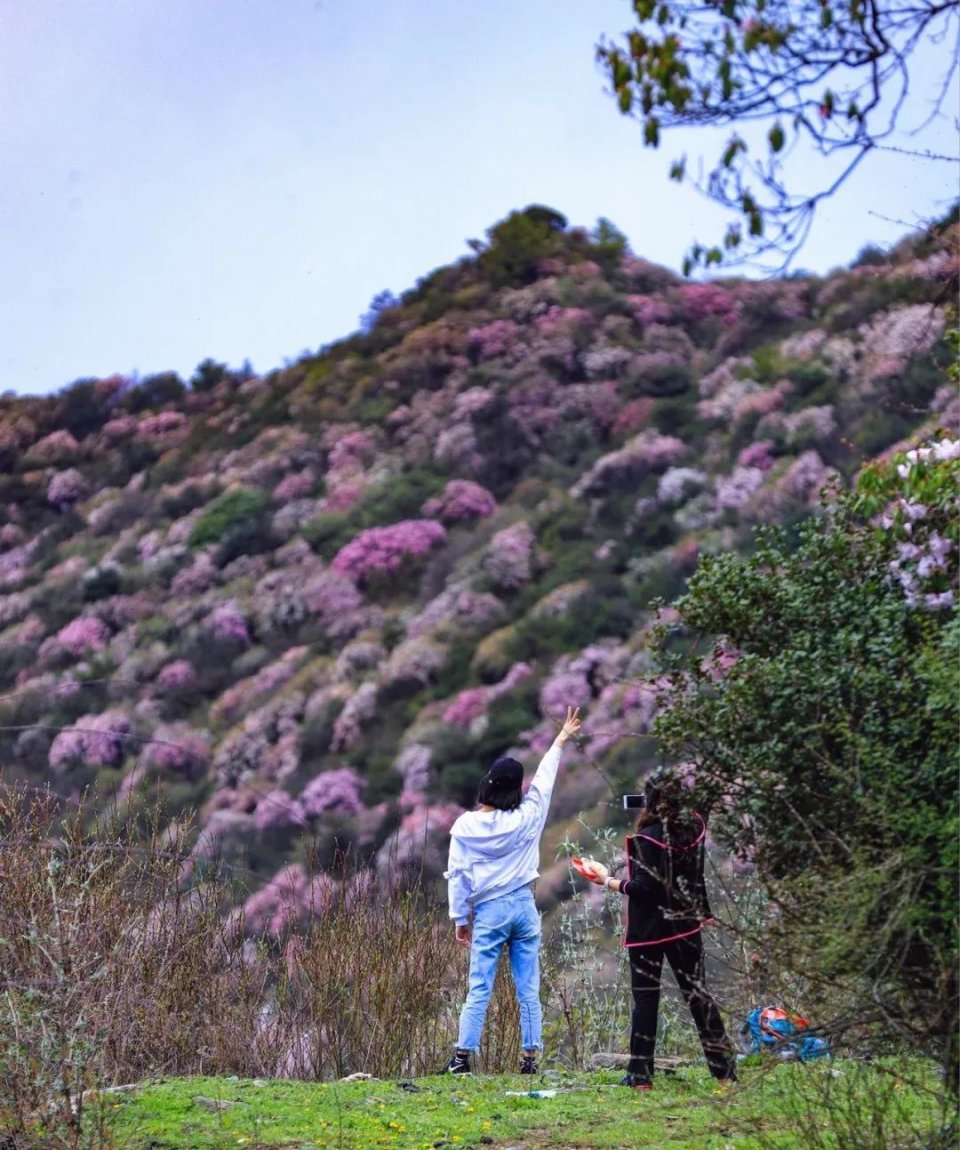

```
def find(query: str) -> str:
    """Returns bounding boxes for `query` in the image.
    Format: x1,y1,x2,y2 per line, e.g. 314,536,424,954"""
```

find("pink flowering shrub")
273,468,316,501
170,552,217,595
395,743,433,807
627,294,674,326
48,710,132,774
253,790,307,833
47,468,89,509
737,440,776,471
140,723,210,778
572,432,687,498
467,319,522,361
676,282,740,323
330,681,378,751
26,429,79,464
102,415,138,441
137,411,189,441
205,603,250,646
157,659,196,691
383,634,448,687
300,767,365,818
405,587,506,639
241,864,335,936
442,662,534,728
331,519,447,585
57,615,110,657
421,479,497,523
376,802,462,878
714,466,766,511
482,521,536,591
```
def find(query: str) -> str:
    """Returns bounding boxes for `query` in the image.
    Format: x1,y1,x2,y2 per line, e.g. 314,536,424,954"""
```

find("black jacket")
621,815,712,947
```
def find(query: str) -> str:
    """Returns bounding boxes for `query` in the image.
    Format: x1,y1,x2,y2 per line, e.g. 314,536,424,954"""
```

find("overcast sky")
1,0,957,397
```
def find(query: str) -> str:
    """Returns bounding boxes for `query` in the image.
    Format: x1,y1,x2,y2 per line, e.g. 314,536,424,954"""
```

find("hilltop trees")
597,0,960,269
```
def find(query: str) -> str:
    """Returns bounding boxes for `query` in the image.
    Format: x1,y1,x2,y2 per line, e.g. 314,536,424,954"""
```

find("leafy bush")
188,488,271,549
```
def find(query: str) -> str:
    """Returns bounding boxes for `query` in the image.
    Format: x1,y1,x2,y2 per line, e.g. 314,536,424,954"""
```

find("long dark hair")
476,777,522,811
634,773,700,846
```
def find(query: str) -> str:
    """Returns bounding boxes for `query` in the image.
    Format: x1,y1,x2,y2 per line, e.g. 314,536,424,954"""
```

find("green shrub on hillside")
188,488,271,549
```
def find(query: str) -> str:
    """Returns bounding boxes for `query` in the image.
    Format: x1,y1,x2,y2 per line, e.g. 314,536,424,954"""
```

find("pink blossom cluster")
0,413,37,451
467,319,522,360
442,662,534,728
57,615,111,657
273,468,316,501
205,603,251,646
137,411,189,440
406,586,506,639
299,767,365,818
253,789,307,833
211,648,307,726
714,466,766,511
581,344,633,379
47,468,89,509
656,467,707,506
533,305,595,338
627,295,674,326
170,552,217,596
102,415,138,440
301,570,382,638
382,634,448,686
0,590,31,627
572,432,687,498
241,864,335,936
157,659,196,691
48,710,132,773
0,523,25,549
376,802,463,878
26,429,80,464
737,440,776,470
332,639,386,682
140,723,209,777
482,521,536,591
330,681,379,751
331,519,447,584
538,661,594,719
396,743,432,807
421,479,497,523
676,282,740,323
0,543,35,589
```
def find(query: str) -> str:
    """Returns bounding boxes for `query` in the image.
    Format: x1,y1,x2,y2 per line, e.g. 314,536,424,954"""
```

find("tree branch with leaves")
597,0,960,270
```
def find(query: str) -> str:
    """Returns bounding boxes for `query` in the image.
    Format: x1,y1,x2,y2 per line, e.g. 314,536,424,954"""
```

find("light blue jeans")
456,885,542,1052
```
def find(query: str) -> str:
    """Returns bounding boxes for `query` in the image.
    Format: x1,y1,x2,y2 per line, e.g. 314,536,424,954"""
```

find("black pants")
628,934,735,1080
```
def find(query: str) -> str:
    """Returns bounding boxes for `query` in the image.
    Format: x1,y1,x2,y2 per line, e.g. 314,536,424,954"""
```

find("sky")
1,0,958,397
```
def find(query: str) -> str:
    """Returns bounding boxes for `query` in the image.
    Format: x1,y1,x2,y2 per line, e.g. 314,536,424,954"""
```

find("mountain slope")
0,206,956,929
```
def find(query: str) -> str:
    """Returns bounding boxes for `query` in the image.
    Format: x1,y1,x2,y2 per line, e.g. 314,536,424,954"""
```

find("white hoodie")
444,744,563,925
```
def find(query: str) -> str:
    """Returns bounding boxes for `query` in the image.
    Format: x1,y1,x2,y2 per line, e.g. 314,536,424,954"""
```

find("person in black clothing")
579,772,736,1090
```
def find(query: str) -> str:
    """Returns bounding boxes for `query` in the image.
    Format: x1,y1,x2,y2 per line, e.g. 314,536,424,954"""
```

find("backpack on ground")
736,1005,831,1061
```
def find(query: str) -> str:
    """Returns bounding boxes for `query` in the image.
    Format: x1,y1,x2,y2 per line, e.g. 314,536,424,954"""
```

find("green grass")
98,1060,945,1150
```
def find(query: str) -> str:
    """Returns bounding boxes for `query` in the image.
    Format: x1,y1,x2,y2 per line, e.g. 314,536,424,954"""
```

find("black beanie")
487,756,523,786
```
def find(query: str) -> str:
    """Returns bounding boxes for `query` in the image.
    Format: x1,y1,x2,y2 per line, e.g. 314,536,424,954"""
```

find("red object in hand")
571,856,601,881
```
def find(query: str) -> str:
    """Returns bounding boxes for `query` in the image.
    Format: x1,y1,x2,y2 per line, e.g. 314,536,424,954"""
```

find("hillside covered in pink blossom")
0,205,956,931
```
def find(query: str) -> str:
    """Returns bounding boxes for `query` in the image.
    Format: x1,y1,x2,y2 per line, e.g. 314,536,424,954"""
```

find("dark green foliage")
56,378,113,440
121,372,187,414
653,500,958,1072
188,488,271,549
190,358,233,392
81,565,123,602
480,205,568,287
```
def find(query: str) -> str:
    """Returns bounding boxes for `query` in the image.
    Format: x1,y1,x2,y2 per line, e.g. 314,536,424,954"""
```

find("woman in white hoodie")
442,705,581,1075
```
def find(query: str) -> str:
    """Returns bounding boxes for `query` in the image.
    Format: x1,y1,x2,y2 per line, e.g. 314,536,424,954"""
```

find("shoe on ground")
519,1055,539,1075
619,1073,653,1091
442,1052,472,1075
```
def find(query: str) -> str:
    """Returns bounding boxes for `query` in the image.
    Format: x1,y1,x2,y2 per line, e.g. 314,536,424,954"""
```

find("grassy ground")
98,1060,943,1150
